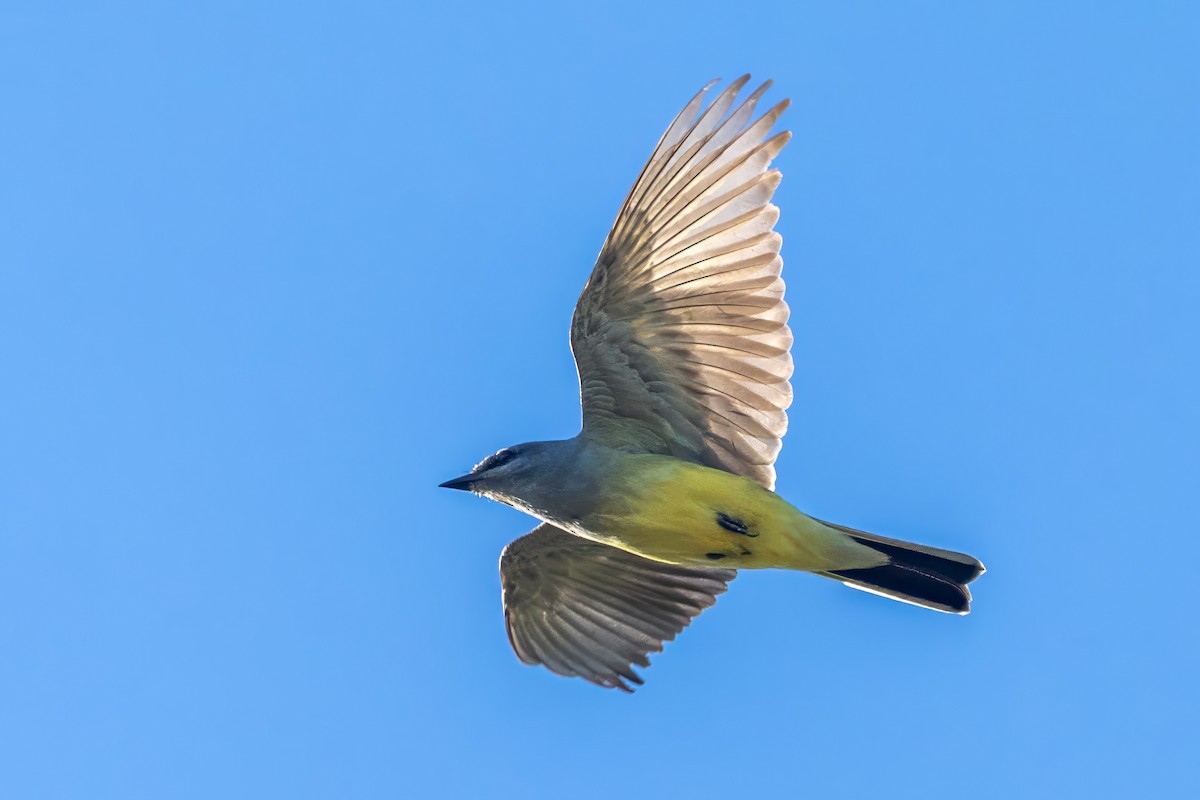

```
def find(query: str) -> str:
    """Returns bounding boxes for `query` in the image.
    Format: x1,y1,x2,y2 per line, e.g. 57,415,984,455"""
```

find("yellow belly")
580,454,880,572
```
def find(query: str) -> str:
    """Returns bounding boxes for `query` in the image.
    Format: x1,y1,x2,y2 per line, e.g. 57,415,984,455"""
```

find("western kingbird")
441,76,984,692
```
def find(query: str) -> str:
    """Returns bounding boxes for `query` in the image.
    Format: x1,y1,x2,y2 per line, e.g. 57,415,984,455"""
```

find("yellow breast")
580,453,844,571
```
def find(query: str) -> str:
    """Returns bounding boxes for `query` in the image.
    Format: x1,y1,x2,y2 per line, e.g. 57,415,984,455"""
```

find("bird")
440,75,985,692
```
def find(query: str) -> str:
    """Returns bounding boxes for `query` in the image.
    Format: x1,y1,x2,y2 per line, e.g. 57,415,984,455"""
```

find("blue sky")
2,2,1197,797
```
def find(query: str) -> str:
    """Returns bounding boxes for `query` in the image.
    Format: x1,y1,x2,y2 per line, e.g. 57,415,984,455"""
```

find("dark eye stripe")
477,449,516,472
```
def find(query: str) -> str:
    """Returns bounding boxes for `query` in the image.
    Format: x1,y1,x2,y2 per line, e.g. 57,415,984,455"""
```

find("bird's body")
480,438,885,573
441,75,985,691
573,450,867,572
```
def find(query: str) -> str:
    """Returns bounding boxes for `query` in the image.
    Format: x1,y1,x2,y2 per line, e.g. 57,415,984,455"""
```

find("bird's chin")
478,488,509,504
486,491,539,517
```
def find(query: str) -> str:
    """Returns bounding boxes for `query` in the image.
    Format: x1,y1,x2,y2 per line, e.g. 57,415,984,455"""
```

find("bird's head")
439,442,564,510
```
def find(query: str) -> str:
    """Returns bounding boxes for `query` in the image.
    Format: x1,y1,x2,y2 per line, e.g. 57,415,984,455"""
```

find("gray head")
439,440,575,512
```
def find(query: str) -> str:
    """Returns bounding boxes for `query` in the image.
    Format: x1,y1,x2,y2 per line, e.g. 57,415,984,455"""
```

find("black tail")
818,521,985,614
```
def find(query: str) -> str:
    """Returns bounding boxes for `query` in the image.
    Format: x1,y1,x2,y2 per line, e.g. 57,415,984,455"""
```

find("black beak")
438,473,476,491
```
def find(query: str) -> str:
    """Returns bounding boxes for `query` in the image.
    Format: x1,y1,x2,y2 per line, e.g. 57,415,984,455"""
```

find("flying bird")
440,76,984,692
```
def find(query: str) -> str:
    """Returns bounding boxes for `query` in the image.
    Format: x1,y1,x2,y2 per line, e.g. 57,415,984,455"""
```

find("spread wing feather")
497,78,790,691
500,525,734,692
571,76,793,489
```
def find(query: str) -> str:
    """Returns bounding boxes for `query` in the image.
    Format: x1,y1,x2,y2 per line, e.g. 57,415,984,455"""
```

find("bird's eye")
477,449,517,472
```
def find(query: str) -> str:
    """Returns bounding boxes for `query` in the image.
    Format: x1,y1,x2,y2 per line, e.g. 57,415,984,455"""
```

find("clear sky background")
2,2,1197,798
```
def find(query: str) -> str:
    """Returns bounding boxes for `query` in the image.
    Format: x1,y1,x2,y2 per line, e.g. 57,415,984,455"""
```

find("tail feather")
817,520,985,615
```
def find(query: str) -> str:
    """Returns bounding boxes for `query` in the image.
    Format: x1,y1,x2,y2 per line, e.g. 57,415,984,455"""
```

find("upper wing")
500,524,735,692
571,76,793,489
